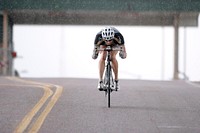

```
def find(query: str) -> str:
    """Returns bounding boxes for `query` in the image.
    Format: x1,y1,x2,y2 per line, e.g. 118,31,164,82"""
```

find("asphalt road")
1,77,200,133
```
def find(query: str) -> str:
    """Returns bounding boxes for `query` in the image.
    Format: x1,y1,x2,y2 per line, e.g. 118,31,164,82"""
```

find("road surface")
1,77,200,133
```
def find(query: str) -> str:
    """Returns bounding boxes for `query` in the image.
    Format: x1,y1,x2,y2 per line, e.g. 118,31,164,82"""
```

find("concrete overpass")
1,0,200,79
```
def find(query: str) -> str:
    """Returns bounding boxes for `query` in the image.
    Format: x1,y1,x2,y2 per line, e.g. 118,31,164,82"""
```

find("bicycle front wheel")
107,65,111,108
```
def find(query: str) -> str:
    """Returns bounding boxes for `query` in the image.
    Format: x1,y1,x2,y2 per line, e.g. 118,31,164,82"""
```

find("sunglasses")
105,39,113,42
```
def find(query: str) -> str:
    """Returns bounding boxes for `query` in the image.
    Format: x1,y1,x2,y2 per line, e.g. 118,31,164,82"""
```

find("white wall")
13,23,200,81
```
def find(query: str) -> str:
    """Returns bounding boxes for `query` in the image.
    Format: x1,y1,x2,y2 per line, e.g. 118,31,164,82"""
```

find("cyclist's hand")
92,48,98,59
119,51,127,59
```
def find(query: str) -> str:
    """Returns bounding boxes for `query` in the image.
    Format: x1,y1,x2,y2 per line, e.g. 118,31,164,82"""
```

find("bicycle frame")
97,45,122,108
104,48,113,108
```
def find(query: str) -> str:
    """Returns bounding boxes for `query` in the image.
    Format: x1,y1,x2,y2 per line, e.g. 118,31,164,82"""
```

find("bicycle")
97,45,123,108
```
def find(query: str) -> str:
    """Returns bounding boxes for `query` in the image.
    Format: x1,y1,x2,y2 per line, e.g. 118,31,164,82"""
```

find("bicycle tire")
107,64,111,108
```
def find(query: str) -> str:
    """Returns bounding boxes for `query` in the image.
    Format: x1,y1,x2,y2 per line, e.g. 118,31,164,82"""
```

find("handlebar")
96,46,123,52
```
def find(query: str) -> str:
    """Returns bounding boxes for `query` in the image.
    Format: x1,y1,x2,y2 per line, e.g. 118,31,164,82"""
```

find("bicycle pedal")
111,89,116,92
98,88,104,91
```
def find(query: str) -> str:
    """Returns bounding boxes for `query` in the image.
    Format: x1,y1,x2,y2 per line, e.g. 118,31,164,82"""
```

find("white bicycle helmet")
101,27,115,41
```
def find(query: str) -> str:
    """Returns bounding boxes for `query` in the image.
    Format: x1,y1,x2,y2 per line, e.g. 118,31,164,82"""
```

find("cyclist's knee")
100,52,107,61
100,58,106,63
111,54,117,61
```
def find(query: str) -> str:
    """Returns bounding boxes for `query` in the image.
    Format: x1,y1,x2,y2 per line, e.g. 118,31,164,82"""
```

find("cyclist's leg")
111,51,120,90
111,51,118,80
99,45,107,81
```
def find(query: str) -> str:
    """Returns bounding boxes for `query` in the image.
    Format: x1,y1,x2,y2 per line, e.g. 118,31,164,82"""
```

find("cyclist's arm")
114,32,125,45
115,32,127,58
121,45,127,53
94,32,104,46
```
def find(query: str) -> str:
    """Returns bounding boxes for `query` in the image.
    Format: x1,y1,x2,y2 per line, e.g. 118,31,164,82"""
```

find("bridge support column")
173,14,179,80
2,11,8,75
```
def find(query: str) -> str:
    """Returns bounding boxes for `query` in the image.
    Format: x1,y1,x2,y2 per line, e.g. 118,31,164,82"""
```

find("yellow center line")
5,77,63,133
0,83,52,133
29,85,63,133
14,85,53,133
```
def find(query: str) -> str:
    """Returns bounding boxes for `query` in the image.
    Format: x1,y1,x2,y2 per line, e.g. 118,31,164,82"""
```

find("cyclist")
92,27,127,91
